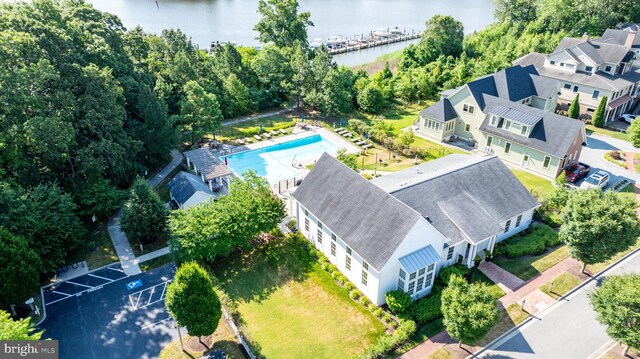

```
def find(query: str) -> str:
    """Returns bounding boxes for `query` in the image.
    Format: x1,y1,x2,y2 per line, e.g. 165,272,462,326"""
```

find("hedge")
438,264,468,285
357,320,417,359
497,224,560,258
409,285,443,324
385,290,412,314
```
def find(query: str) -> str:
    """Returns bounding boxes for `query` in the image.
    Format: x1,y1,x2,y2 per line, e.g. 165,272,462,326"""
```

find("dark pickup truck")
565,162,591,183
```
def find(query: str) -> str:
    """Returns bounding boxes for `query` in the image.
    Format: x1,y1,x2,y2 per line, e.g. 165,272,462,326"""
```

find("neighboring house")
514,33,640,122
416,64,559,145
478,95,587,179
599,24,640,55
290,153,539,306
167,171,215,209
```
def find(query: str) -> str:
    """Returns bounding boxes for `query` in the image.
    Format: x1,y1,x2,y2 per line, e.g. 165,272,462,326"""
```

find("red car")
565,163,591,183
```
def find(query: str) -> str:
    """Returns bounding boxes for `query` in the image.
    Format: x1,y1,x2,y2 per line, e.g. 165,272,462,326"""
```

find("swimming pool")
221,134,342,183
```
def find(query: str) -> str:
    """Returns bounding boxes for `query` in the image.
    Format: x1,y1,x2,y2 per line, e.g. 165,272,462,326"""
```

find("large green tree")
180,81,223,145
165,262,221,344
168,172,285,262
421,15,465,58
318,66,356,116
357,83,385,114
120,177,167,244
0,310,43,340
441,275,499,346
0,228,42,311
494,0,537,23
627,118,640,148
254,0,313,48
559,189,639,272
590,274,640,354
591,97,607,128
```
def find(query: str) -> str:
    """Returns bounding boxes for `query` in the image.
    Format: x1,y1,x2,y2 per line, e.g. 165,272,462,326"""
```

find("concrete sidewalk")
478,261,525,293
221,107,294,127
107,150,183,275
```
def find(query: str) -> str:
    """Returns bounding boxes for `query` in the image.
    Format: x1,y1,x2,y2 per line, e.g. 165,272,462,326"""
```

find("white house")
167,171,215,209
290,153,539,306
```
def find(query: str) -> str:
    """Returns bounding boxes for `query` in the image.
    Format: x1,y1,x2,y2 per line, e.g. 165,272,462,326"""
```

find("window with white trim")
409,272,416,281
425,273,434,287
585,66,593,72
521,125,528,135
407,281,415,294
465,123,471,132
363,262,369,270
330,242,336,256
317,229,323,243
505,120,512,130
504,142,512,154
399,268,406,280
515,214,522,227
490,116,498,126
304,218,309,231
592,90,599,99
463,104,475,114
447,247,454,260
486,136,493,147
345,255,351,270
361,270,368,286
397,279,405,291
504,219,511,233
543,156,551,168
564,84,571,89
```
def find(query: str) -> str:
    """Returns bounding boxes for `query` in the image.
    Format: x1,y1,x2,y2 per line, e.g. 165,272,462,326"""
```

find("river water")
88,0,494,66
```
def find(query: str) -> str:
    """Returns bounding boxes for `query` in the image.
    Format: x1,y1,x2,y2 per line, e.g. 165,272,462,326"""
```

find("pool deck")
220,126,361,161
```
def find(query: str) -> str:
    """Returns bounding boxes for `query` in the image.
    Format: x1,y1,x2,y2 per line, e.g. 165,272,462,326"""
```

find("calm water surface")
88,0,494,66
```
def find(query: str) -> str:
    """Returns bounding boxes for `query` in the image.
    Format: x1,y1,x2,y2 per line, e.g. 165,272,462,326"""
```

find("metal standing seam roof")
398,245,441,274
490,105,543,127
184,148,232,182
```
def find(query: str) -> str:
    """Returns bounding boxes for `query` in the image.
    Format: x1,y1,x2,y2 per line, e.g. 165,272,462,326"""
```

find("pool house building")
184,148,233,192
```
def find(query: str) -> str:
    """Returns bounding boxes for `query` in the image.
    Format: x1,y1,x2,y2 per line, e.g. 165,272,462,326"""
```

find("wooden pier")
325,31,421,55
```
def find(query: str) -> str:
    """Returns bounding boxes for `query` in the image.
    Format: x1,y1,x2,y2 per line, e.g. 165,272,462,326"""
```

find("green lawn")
586,237,640,274
469,267,505,299
396,319,445,356
493,245,570,281
220,115,296,140
540,272,581,299
474,304,531,346
66,223,118,270
510,169,555,199
139,254,174,272
586,124,630,142
211,235,385,358
154,163,186,203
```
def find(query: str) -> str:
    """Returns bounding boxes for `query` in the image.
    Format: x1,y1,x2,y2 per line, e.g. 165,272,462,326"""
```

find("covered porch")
184,148,233,193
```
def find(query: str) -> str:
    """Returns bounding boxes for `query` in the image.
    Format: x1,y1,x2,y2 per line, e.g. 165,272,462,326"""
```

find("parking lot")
575,133,640,191
39,263,178,359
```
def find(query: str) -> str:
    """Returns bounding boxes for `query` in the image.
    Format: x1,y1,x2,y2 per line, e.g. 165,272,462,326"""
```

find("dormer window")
505,120,512,130
490,115,498,126
585,66,593,72
521,125,528,135
605,65,612,72
550,60,556,65
463,104,475,114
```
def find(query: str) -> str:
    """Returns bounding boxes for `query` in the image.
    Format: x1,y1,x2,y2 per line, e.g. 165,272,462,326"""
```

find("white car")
619,114,637,123
580,170,610,189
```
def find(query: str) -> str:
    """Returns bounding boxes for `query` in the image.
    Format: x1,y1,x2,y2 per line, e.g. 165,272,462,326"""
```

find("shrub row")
357,319,417,359
408,285,443,325
495,224,560,258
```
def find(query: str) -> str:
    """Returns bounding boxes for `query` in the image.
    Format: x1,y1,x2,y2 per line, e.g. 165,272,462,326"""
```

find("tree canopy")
168,171,285,262
254,0,313,48
165,262,221,338
441,275,498,345
559,189,639,269
0,310,43,340
120,177,167,244
590,274,640,352
0,228,42,311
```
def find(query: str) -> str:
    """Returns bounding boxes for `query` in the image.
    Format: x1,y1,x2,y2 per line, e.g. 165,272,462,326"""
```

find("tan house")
514,33,640,122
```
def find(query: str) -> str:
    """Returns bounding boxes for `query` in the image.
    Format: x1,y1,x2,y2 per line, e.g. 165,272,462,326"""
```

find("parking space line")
51,290,72,297
66,281,94,289
160,281,168,299
108,267,125,273
128,280,172,311
129,294,136,309
134,292,142,310
88,273,114,282
147,286,155,305
140,317,172,331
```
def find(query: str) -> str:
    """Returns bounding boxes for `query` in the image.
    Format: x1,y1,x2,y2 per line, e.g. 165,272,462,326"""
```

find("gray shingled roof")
466,65,558,110
184,148,232,181
554,38,632,65
381,156,539,245
167,171,214,205
513,52,547,69
479,95,585,158
599,28,640,49
420,98,458,122
292,153,423,270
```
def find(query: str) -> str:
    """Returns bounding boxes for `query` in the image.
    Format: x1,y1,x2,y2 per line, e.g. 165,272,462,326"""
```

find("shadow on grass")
210,234,316,304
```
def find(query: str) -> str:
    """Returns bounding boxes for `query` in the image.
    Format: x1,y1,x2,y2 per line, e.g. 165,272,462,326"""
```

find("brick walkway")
399,256,580,358
478,261,525,293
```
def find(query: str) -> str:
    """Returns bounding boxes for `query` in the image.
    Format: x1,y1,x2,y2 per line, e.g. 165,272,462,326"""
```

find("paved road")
476,248,640,359
39,263,177,359
578,133,640,186
107,150,183,275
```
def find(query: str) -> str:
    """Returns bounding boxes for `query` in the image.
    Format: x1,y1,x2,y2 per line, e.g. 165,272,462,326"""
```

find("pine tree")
592,96,608,128
120,177,167,244
568,94,580,119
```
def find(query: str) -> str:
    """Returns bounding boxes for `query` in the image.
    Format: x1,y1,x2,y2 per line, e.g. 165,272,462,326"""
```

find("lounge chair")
279,129,288,134
235,139,245,145
336,129,348,134
362,144,371,150
336,127,344,132
356,140,368,146
244,137,254,143
343,132,353,137
269,130,278,135
263,133,271,139
351,137,361,142
254,135,262,141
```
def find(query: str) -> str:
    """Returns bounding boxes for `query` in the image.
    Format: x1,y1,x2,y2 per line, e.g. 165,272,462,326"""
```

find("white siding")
496,208,535,243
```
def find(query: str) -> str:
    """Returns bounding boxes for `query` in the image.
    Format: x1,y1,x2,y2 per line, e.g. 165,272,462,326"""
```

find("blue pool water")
221,134,342,183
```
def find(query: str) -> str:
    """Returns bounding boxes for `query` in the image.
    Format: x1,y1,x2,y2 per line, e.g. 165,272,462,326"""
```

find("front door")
522,154,530,168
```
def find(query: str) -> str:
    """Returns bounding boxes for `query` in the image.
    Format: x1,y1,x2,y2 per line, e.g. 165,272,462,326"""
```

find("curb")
469,245,640,358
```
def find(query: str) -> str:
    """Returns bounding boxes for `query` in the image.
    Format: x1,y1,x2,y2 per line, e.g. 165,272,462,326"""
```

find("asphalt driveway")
38,263,178,359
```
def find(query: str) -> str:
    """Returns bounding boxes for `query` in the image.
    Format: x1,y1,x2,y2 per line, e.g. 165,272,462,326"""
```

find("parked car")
619,114,637,123
580,170,610,189
565,162,591,183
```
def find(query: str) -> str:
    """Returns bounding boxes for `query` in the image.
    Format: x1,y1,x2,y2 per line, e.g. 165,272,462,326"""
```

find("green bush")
349,289,361,300
361,297,371,307
357,320,417,359
438,264,468,285
345,282,354,291
410,286,443,324
500,224,559,258
385,290,412,314
285,219,297,232
383,312,393,324
373,307,384,318
367,303,377,312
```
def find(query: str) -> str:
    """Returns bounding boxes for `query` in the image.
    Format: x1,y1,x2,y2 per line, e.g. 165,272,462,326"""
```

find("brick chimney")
581,32,590,41
625,29,638,48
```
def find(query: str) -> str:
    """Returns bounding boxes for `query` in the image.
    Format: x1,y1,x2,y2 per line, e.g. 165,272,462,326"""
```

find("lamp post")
175,324,185,352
